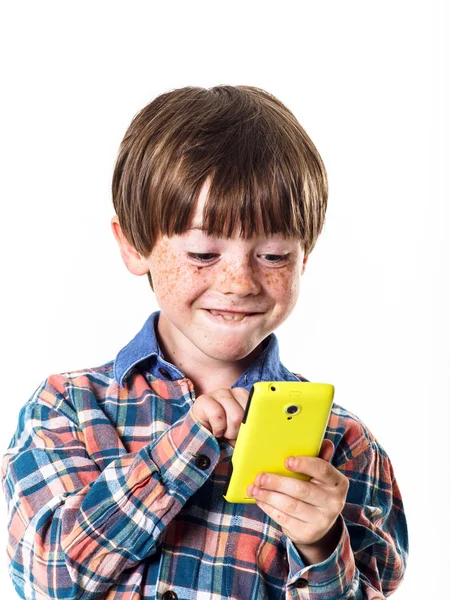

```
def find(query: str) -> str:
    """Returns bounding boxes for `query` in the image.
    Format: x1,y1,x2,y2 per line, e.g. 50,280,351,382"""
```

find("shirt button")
162,592,178,600
195,454,211,470
159,368,170,378
295,578,308,588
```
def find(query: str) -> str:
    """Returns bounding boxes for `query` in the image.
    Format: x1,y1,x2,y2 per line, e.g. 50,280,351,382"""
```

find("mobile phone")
223,381,334,503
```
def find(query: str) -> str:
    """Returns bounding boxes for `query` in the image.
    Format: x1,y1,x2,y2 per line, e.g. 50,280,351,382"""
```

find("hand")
190,387,249,447
246,439,349,565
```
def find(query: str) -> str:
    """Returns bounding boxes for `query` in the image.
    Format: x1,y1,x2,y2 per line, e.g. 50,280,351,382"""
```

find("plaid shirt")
1,311,408,599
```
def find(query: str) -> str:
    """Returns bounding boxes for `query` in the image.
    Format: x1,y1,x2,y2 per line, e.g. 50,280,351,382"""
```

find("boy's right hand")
190,387,249,447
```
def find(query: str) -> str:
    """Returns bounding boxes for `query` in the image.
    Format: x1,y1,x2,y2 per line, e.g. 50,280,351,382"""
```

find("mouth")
204,309,261,322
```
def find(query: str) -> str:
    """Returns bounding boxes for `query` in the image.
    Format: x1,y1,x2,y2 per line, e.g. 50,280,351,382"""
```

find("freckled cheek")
151,258,208,305
263,267,300,305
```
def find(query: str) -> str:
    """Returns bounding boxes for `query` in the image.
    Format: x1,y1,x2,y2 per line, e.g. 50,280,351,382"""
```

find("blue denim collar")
114,310,303,390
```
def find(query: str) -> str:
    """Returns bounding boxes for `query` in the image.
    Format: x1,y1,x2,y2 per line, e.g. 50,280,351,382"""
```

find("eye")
187,252,219,263
262,254,290,264
186,252,291,265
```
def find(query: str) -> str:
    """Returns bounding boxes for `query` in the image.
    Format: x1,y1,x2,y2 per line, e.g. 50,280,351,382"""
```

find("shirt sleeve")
1,376,220,600
284,437,408,599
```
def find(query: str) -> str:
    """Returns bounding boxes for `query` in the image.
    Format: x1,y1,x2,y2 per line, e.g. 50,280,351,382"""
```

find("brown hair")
112,85,328,289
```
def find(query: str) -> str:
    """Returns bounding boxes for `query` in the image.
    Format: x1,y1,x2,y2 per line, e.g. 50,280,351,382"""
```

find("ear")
301,254,309,276
110,215,149,276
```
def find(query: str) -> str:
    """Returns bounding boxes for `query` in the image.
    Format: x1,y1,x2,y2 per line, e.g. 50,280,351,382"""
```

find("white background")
0,1,448,598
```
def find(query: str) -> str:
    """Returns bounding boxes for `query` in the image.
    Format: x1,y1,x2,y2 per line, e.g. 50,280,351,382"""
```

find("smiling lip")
206,309,259,315
203,309,262,323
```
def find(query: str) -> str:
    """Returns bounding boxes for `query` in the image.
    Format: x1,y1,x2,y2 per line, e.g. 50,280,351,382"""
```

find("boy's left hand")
246,440,349,565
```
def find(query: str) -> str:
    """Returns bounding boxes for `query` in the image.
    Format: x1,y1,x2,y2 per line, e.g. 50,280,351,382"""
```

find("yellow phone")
223,381,334,503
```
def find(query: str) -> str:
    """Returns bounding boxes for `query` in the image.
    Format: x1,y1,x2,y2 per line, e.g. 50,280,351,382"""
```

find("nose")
216,258,261,296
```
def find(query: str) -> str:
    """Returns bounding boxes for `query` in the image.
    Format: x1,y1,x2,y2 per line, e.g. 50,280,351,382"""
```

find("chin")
204,340,263,362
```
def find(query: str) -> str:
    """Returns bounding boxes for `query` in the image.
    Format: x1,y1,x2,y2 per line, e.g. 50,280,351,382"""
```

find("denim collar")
114,310,304,391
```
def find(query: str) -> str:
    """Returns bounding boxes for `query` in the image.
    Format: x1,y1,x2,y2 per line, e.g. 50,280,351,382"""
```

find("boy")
1,85,408,599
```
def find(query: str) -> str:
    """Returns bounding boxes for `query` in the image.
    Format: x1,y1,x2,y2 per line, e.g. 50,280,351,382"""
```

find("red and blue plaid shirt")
1,311,408,599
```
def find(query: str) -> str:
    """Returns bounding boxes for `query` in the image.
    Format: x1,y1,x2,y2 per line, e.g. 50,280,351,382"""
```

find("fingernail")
247,484,254,497
260,474,268,487
287,457,296,469
252,486,260,497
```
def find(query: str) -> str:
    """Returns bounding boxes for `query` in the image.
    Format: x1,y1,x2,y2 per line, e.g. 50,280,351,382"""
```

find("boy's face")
112,181,307,368
144,182,307,365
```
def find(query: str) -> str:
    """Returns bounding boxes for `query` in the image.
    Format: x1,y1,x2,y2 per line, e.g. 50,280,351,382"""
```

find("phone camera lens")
286,405,299,415
270,385,276,391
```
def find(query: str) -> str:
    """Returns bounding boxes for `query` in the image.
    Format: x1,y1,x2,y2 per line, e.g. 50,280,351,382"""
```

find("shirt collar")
114,310,302,390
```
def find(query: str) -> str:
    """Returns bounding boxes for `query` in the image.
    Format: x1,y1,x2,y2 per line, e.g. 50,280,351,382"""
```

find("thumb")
319,438,335,462
230,387,250,410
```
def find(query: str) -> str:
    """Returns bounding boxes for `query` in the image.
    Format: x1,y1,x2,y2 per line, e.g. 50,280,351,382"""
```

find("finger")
252,472,329,509
229,387,250,411
319,439,335,462
192,396,228,438
254,499,334,548
254,499,296,532
247,485,318,524
213,389,245,441
285,455,345,487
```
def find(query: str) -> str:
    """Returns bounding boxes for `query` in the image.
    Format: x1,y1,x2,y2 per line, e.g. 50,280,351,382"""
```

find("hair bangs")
200,166,304,242
155,105,309,244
